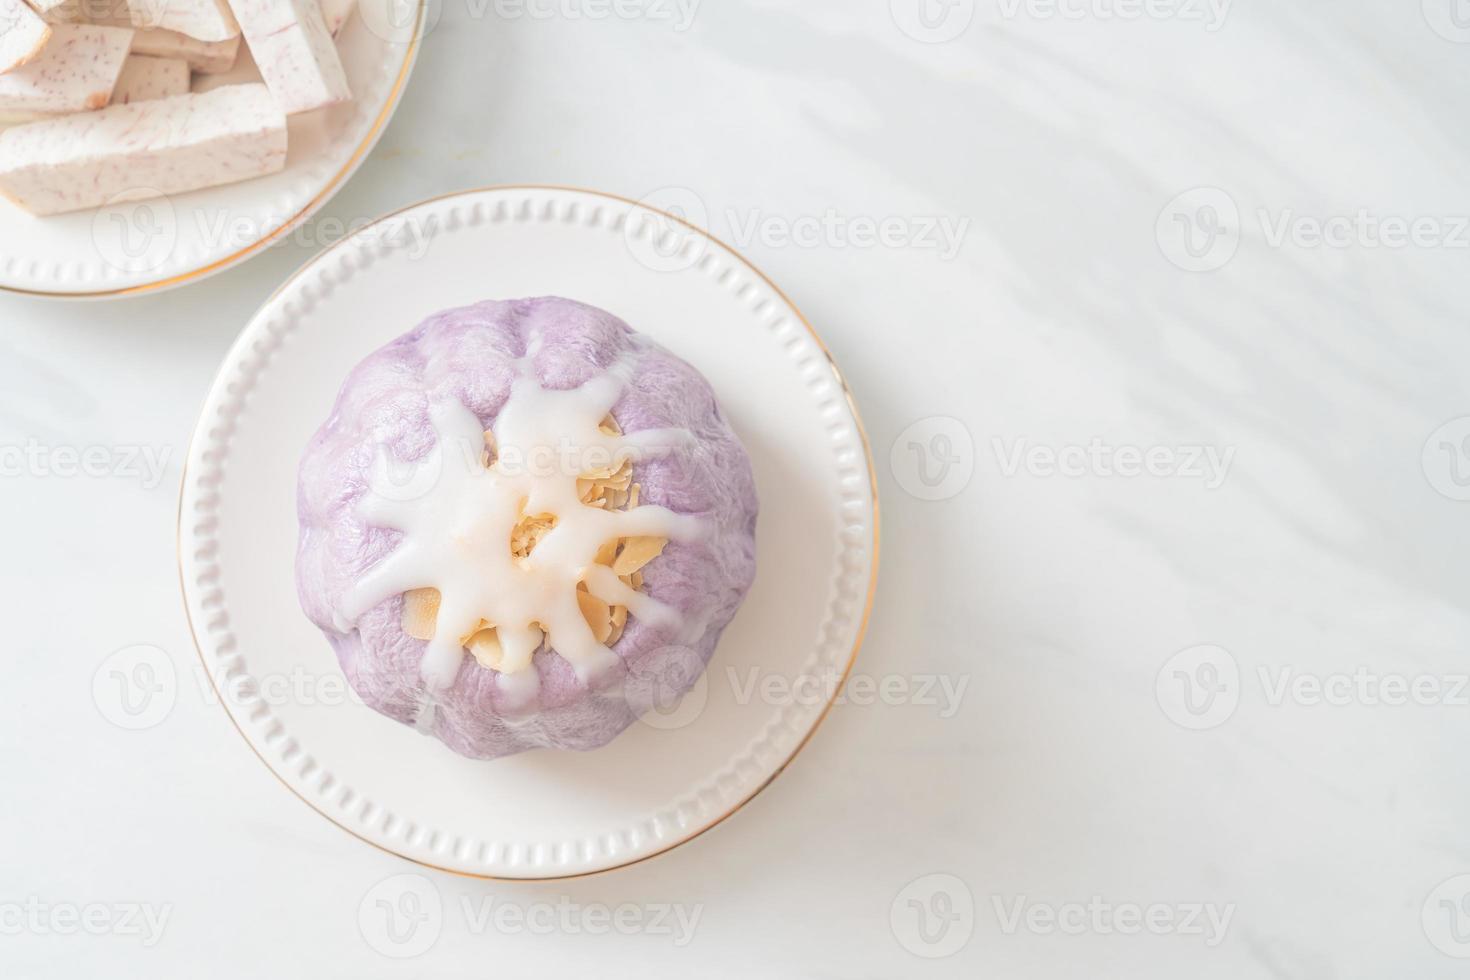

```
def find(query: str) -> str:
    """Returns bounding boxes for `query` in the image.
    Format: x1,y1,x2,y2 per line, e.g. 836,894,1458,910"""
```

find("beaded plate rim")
177,185,880,879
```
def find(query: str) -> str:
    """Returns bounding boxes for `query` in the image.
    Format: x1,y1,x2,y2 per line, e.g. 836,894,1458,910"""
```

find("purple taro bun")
295,297,759,760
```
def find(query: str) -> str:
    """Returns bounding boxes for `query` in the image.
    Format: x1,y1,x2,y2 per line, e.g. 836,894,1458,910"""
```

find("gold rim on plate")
0,3,426,300
177,185,882,881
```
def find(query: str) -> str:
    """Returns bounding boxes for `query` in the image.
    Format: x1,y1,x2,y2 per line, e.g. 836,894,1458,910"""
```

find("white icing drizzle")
336,341,707,708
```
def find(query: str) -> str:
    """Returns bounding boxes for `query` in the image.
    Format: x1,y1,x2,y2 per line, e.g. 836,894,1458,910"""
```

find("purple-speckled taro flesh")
295,298,759,760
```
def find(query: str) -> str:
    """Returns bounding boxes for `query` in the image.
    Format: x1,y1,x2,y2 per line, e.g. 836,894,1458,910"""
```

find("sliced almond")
577,590,613,643
599,414,622,436
629,483,640,508
459,618,492,647
510,512,556,559
594,538,619,567
401,588,440,640
614,536,667,576
466,627,504,670
607,604,628,645
605,466,632,490
579,455,636,511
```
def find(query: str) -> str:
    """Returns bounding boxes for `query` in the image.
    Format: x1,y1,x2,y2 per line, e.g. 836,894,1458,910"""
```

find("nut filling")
400,417,668,670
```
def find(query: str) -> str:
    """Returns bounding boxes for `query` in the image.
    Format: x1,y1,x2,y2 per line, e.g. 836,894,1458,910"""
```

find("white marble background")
4,0,1470,976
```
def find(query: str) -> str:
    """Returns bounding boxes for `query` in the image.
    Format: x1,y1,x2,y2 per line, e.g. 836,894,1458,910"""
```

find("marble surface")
3,1,1469,976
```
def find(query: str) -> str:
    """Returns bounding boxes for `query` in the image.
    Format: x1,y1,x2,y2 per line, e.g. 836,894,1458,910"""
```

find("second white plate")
0,0,425,298
178,186,878,878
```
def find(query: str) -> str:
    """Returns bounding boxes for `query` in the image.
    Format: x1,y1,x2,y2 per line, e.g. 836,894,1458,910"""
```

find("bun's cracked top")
296,297,758,760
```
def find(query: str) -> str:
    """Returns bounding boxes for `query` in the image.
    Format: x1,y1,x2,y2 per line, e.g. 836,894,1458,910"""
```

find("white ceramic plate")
0,0,425,299
178,186,879,878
